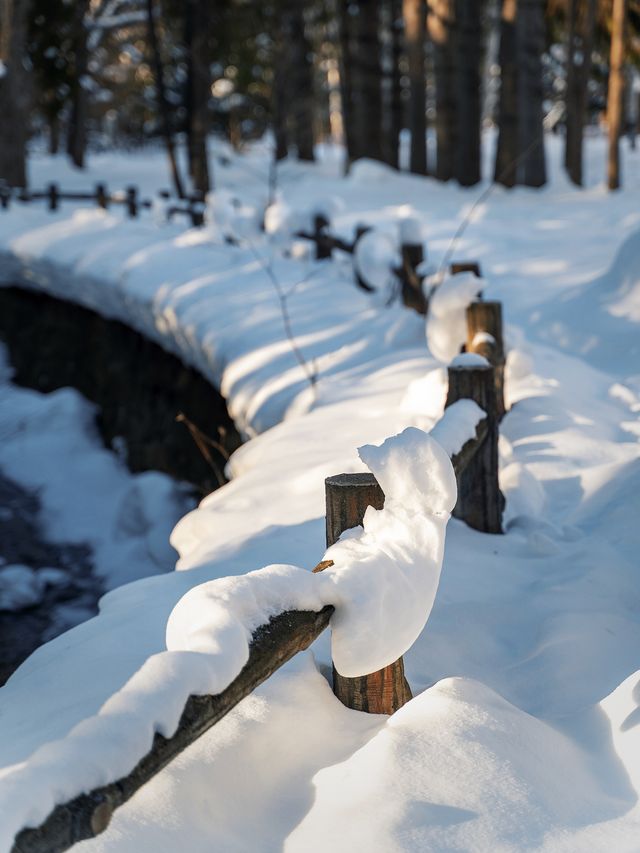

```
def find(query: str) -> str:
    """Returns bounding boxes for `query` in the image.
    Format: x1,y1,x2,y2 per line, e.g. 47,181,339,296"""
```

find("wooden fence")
10,300,506,853
0,182,206,227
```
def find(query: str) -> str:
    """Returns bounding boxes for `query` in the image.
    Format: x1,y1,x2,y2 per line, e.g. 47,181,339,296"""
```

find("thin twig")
175,413,226,487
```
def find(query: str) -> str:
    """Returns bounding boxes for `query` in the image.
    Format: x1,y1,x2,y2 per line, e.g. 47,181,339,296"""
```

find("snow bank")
0,426,456,845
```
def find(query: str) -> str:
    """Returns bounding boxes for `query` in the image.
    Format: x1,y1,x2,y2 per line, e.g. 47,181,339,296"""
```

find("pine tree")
0,0,33,186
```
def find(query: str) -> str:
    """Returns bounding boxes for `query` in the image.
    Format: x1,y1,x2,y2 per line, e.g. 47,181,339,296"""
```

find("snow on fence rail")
9,338,505,853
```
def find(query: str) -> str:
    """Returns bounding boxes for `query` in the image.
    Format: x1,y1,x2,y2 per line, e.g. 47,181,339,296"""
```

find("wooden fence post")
323,473,412,714
450,261,482,277
445,360,504,533
126,185,138,218
47,182,59,212
466,300,506,420
95,183,108,210
399,231,428,315
0,183,9,209
314,214,332,259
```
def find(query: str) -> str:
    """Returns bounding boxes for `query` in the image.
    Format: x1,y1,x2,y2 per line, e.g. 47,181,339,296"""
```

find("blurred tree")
494,0,546,186
0,0,32,186
184,0,212,192
28,0,74,155
517,0,546,185
145,0,185,196
455,0,482,185
67,0,90,168
564,0,596,185
608,0,627,188
403,0,428,173
429,0,457,180
340,0,388,165
272,0,316,161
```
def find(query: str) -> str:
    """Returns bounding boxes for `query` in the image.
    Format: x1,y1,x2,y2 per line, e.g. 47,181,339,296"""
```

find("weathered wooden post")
322,473,412,714
126,185,138,218
47,182,59,212
445,357,503,533
95,183,109,210
399,220,428,315
0,183,9,209
314,213,332,259
466,300,506,420
450,261,482,277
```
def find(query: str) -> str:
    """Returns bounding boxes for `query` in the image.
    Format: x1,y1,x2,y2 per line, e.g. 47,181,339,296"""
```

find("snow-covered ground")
0,133,639,851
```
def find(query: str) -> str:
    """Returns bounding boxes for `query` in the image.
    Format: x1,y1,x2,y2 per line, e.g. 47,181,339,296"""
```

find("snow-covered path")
0,135,639,851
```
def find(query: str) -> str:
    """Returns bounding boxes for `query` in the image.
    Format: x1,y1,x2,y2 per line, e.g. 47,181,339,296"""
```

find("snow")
0,565,47,610
449,351,491,368
0,133,639,850
426,273,485,362
0,428,455,844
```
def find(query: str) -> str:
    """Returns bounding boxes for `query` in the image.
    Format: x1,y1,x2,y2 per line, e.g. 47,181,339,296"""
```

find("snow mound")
323,427,456,677
426,273,484,363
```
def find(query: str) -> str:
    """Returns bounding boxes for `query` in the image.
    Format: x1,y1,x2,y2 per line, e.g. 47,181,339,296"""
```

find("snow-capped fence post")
450,261,482,277
323,473,413,715
466,300,506,420
445,359,503,533
95,183,109,210
399,224,428,315
313,214,332,259
126,186,138,218
47,183,59,212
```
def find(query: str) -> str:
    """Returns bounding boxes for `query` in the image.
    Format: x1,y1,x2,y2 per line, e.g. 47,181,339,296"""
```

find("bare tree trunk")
403,0,427,174
66,0,89,169
516,0,546,186
607,0,626,190
429,0,457,181
0,0,32,186
352,0,386,163
288,1,316,161
387,0,403,168
185,0,211,193
494,0,518,186
565,0,595,186
146,0,185,198
455,0,482,185
338,0,357,167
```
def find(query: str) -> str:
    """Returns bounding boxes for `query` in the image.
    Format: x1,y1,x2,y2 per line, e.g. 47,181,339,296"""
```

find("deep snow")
0,133,638,851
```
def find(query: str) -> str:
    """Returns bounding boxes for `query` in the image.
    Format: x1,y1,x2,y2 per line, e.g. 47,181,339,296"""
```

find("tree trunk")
455,0,482,185
494,0,518,186
516,0,546,186
66,0,89,169
0,0,32,186
429,0,456,181
564,0,595,186
288,1,316,161
146,0,185,198
387,0,403,168
337,0,357,168
351,0,386,163
403,0,427,174
607,0,626,190
185,0,211,193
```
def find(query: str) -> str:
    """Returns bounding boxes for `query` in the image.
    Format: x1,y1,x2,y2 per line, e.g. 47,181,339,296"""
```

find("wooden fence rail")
0,182,206,227
11,358,500,851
